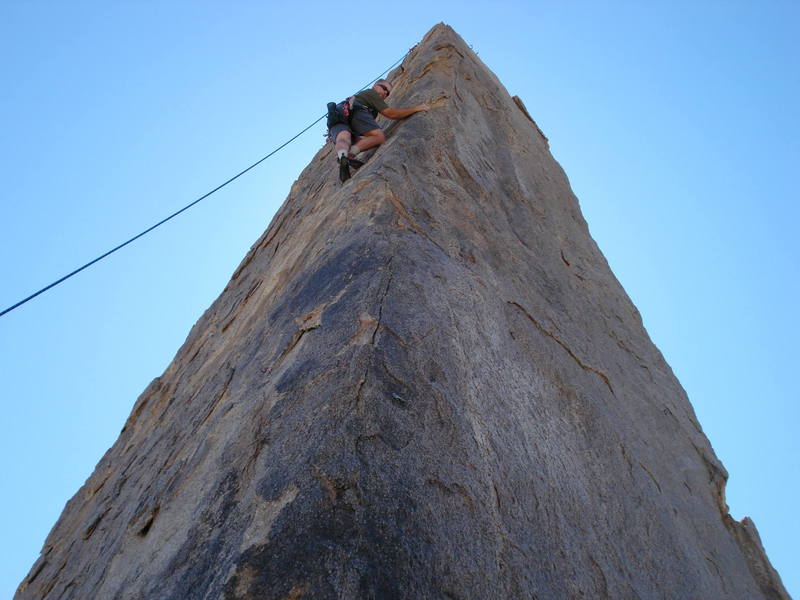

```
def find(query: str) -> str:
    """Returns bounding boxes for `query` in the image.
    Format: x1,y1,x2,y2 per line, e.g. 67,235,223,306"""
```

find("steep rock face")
18,24,788,600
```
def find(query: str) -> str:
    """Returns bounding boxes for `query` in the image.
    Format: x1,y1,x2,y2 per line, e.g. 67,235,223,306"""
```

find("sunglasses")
377,84,391,97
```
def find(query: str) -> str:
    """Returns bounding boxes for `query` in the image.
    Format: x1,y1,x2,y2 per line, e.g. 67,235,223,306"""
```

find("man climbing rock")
327,79,429,182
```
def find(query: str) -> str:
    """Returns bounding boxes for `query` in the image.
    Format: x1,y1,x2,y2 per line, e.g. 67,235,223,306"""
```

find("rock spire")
17,23,788,600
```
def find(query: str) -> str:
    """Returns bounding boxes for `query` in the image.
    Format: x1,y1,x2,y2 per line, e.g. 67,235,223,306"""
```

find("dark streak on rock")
507,300,615,396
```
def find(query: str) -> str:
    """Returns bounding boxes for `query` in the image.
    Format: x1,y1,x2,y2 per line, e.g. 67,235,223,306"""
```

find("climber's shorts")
328,105,381,142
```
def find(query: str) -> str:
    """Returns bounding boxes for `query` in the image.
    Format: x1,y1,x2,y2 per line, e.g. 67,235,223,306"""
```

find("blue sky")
1,1,797,597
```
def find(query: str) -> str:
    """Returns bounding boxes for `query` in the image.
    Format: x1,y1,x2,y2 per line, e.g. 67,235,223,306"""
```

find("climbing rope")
0,52,410,319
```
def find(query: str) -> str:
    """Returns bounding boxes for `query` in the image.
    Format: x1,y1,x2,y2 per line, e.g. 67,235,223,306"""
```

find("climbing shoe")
338,155,351,183
347,157,365,170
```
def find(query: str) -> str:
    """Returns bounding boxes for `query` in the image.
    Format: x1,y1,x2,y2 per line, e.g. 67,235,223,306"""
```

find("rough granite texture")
17,24,789,600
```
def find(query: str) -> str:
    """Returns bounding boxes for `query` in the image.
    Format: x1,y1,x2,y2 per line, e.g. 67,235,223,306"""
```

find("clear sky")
1,1,797,597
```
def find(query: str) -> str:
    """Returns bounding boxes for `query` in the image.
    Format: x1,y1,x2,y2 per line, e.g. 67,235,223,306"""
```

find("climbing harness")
326,98,353,128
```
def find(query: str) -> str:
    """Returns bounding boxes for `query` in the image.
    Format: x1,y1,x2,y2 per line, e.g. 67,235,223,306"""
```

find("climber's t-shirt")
354,89,388,116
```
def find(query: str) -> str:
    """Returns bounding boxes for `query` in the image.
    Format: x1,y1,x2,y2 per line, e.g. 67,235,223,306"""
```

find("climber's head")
374,79,392,99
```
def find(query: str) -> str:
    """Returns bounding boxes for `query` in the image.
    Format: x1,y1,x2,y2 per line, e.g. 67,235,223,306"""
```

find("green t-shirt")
354,88,388,116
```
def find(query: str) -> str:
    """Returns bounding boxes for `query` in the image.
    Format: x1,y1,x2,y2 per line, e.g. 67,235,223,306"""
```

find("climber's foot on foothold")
348,157,365,170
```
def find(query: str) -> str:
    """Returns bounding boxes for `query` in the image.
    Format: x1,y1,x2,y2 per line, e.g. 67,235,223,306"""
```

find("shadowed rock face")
17,23,788,600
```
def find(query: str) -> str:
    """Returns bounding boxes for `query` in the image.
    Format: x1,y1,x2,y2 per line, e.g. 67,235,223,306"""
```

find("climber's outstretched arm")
380,104,430,119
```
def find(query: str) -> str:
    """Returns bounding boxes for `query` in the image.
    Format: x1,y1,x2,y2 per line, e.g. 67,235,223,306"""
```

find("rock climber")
327,79,430,182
